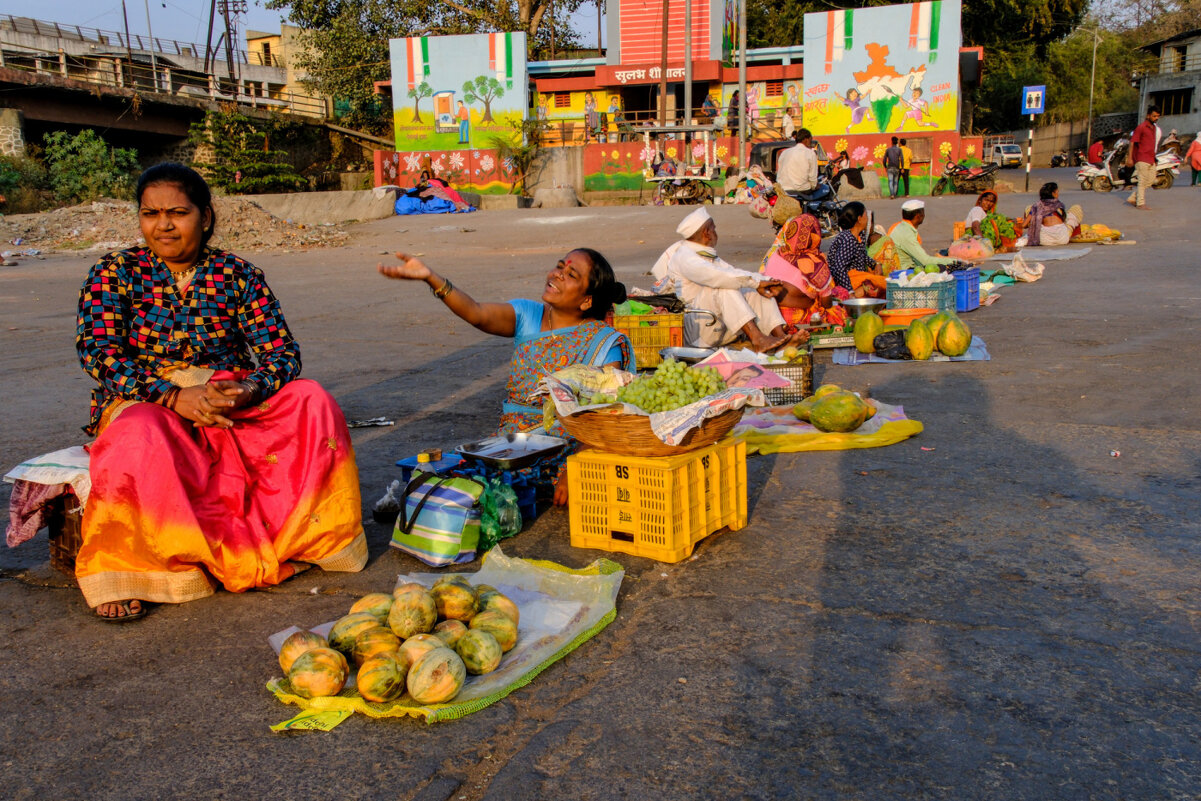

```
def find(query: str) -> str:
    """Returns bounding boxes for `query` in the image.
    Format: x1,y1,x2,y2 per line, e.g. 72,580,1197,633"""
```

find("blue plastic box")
954,267,981,313
396,453,465,485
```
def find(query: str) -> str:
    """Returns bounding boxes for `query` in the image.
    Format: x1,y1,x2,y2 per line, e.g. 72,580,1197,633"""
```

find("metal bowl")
835,298,887,319
659,346,716,364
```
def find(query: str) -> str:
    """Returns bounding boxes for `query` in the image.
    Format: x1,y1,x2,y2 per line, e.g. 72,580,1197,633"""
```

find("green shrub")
42,130,139,204
0,154,49,212
189,110,309,195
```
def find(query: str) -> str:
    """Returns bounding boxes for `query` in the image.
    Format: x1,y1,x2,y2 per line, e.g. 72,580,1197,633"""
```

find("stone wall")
0,108,27,156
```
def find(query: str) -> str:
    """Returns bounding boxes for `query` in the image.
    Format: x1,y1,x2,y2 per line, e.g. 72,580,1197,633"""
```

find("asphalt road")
2,167,1199,800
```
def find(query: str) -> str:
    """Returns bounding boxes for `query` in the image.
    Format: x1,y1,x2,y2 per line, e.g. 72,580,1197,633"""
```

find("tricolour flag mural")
802,1,961,137
389,32,528,151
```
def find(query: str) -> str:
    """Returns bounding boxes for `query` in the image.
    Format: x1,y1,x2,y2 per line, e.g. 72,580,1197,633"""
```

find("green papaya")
813,384,843,399
853,311,884,354
938,317,972,357
808,391,869,433
906,318,935,361
923,311,953,344
792,396,819,422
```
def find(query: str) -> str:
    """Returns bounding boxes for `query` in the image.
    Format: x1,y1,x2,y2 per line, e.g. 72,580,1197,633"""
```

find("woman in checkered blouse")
75,163,367,622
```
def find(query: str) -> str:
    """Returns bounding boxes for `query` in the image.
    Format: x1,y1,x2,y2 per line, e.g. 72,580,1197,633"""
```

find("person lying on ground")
651,207,807,352
379,247,633,506
76,163,366,623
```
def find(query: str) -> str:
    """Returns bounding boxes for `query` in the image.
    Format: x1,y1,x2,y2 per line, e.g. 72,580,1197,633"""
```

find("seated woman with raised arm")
379,248,633,505
76,163,366,622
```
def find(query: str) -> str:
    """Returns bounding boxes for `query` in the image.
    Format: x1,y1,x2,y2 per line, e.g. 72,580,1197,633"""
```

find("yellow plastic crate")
567,438,747,563
609,313,684,369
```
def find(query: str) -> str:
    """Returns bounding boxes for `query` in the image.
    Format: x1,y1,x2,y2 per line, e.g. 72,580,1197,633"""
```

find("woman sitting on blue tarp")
378,247,632,504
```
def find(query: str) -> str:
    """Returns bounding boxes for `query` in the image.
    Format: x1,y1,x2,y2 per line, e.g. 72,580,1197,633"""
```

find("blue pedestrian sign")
1022,85,1046,115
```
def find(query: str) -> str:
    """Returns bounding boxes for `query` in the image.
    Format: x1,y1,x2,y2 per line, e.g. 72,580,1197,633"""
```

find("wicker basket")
557,407,744,457
46,493,83,580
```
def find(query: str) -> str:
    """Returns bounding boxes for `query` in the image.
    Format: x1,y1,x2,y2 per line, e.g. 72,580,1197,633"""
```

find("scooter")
1050,151,1069,168
1085,138,1181,192
931,160,999,195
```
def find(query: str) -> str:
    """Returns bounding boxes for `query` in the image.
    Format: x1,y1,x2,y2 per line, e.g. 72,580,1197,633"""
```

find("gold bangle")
431,277,453,299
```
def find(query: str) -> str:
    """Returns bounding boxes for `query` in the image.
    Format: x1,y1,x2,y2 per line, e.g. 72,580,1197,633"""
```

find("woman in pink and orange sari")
76,163,366,622
758,213,849,328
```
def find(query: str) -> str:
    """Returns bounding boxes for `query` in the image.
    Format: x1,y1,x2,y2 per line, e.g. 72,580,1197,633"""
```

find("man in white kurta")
652,208,796,351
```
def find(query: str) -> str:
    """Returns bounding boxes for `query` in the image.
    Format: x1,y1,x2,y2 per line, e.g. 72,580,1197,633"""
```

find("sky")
1,0,604,52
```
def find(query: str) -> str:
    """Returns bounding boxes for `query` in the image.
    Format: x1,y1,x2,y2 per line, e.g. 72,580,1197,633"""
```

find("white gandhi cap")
901,199,925,212
676,207,712,238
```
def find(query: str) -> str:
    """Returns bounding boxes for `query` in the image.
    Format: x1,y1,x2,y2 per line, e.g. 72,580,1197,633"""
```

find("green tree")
408,80,432,123
463,76,505,123
189,111,309,195
42,130,139,204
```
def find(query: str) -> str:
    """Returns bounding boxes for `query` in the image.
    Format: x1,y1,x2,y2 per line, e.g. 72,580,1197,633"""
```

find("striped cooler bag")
390,471,485,567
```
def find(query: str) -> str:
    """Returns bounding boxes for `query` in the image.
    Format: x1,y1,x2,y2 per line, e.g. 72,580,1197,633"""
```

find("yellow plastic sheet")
733,403,924,454
267,546,624,724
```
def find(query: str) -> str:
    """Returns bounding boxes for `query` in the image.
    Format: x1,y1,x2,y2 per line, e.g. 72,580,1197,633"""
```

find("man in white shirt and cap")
890,199,956,271
652,207,804,352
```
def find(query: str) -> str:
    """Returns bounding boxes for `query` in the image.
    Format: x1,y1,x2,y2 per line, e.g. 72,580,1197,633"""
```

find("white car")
990,144,1023,168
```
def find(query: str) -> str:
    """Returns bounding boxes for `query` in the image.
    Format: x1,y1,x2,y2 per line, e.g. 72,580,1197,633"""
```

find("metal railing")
1148,50,1201,75
537,108,787,146
0,14,250,63
0,43,326,118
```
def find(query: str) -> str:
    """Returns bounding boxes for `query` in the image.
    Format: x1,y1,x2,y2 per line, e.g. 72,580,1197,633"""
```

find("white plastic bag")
1004,252,1045,282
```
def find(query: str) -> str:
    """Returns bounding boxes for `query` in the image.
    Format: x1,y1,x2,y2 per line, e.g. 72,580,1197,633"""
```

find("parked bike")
931,160,999,195
781,163,845,236
1077,138,1181,192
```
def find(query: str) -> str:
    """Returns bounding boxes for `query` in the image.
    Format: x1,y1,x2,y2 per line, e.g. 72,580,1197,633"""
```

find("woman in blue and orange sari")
758,213,850,328
379,247,633,505
76,163,366,622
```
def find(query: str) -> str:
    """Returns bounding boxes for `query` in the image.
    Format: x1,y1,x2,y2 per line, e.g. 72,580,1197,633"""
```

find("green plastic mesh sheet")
267,546,624,723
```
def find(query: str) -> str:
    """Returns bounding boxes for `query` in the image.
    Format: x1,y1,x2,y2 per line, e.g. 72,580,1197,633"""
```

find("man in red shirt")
1088,139,1104,166
1126,106,1161,209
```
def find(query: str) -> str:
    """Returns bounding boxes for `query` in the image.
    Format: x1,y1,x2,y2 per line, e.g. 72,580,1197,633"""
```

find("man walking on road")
899,138,913,196
1127,106,1161,209
883,137,902,199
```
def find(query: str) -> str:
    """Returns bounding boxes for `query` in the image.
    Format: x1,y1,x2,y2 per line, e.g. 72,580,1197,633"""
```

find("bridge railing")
0,43,328,119
0,14,250,63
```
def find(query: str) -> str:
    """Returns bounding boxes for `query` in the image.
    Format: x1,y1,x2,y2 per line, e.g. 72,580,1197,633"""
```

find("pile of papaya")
792,383,876,433
852,309,972,360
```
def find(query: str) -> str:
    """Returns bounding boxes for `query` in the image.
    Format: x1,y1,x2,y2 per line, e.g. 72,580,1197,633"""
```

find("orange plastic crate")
567,438,746,563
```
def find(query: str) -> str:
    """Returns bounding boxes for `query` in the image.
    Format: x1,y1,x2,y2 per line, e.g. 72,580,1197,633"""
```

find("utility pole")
738,0,746,167
204,0,217,74
658,0,669,125
683,0,692,130
143,0,159,90
218,0,246,84
120,0,136,85
1086,28,1099,154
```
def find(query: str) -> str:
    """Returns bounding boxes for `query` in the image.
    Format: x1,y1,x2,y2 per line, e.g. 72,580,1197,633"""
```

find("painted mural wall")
374,149,519,195
390,32,529,152
802,1,961,138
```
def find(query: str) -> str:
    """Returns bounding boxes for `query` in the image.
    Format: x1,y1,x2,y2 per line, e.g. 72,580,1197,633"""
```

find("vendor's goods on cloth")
733,401,923,454
267,546,623,724
834,336,990,365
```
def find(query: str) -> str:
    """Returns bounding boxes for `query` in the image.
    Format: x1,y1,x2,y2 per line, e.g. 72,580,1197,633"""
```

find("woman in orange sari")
758,213,849,327
76,163,366,621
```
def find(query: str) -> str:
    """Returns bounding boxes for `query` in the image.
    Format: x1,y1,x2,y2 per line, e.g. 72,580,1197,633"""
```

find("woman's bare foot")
95,600,146,622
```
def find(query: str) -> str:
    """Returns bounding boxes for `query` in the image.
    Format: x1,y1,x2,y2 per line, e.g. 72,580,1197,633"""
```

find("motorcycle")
1050,151,1069,168
782,163,845,236
1072,148,1088,167
931,160,999,195
1082,138,1181,192
1052,150,1087,168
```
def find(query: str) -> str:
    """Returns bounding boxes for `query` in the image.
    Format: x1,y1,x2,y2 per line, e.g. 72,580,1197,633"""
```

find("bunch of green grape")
613,359,727,413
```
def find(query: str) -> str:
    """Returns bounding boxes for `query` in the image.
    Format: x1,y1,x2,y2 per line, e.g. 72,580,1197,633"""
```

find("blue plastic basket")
955,267,981,313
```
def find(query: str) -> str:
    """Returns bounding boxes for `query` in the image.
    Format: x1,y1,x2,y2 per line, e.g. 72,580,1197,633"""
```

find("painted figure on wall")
538,95,550,121
835,87,873,133
457,100,470,144
584,92,599,143
896,87,938,130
